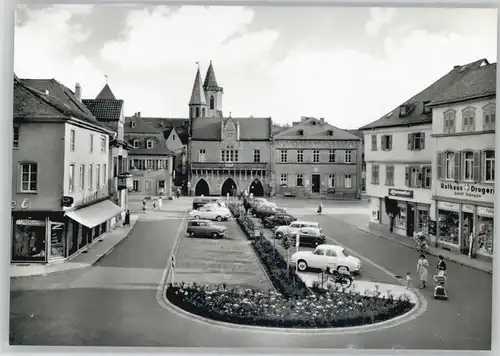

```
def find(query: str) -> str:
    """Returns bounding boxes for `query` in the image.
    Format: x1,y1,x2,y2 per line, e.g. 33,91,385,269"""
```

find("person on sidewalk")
158,196,163,210
142,198,148,213
176,188,181,199
153,198,157,210
124,210,131,227
405,272,413,289
317,202,323,215
416,254,429,289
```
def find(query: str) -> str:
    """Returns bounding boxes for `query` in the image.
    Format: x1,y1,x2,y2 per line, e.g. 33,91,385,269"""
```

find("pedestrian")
317,201,323,215
153,197,157,210
142,198,147,213
124,210,131,227
176,188,181,199
158,196,163,210
437,255,447,274
416,254,429,289
405,272,413,289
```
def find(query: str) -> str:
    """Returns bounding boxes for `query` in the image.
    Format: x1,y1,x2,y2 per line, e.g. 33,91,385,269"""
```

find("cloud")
51,4,95,16
266,28,497,128
14,6,104,97
365,7,397,37
100,6,279,72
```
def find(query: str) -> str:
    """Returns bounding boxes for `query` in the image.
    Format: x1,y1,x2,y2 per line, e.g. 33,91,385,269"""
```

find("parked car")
192,197,218,210
287,227,326,247
253,204,282,220
291,244,362,273
204,202,230,211
188,206,231,221
186,219,227,239
274,221,321,239
263,213,297,228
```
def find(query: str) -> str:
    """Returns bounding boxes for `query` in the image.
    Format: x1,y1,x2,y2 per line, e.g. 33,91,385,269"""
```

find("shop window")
395,203,406,230
297,150,304,163
416,209,429,234
483,150,495,183
296,174,303,187
438,209,459,245
477,216,494,255
12,218,47,262
49,222,66,259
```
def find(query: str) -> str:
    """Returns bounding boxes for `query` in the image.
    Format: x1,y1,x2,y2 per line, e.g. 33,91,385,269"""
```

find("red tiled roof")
83,99,123,121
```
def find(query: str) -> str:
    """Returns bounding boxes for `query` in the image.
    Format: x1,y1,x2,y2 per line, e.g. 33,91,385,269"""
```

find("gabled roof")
165,126,189,145
274,117,361,141
191,117,271,141
359,58,489,130
345,129,364,139
124,116,189,134
82,99,123,121
189,68,207,105
20,78,95,119
429,62,496,106
203,61,219,90
14,78,110,132
96,84,117,100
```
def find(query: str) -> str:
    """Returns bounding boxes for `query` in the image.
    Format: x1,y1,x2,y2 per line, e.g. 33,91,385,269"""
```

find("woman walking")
317,201,323,215
124,210,131,227
416,254,429,288
158,196,163,210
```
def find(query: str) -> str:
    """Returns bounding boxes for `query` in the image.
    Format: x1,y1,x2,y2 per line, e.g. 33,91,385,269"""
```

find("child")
405,272,413,289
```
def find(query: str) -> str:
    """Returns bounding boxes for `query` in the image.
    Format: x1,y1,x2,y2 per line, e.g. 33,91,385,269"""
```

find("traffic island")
165,201,417,329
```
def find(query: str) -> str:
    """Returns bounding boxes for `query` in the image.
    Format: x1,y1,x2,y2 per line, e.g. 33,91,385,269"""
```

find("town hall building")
188,62,272,197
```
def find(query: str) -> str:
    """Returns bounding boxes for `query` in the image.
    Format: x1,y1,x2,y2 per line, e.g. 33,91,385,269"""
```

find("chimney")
75,83,82,102
135,111,141,118
320,117,325,123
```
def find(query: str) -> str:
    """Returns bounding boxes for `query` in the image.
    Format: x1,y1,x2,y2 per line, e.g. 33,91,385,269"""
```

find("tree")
384,197,401,233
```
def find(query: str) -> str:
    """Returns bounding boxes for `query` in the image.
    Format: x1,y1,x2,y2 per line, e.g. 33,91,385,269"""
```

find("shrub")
166,283,414,329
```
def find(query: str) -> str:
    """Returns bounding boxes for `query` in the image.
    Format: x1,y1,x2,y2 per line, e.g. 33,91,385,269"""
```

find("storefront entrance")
49,221,65,261
461,211,474,255
406,203,415,237
311,174,320,193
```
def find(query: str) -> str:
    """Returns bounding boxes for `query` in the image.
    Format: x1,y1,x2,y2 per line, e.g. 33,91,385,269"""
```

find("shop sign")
462,204,474,214
388,188,414,199
11,198,29,209
477,206,495,217
437,201,460,212
15,219,45,226
439,182,495,202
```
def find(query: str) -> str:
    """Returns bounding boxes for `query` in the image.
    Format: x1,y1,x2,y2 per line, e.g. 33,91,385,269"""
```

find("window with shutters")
410,166,421,187
281,150,288,163
462,107,476,132
463,151,474,181
484,150,495,182
371,135,377,151
385,165,394,186
443,110,456,134
313,150,320,163
423,166,432,188
381,135,392,150
483,103,496,130
444,152,455,180
297,150,304,163
408,132,425,150
329,150,335,163
371,164,379,185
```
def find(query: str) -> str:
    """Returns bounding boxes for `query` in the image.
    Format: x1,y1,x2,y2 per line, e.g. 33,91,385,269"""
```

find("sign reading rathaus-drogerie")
438,182,495,203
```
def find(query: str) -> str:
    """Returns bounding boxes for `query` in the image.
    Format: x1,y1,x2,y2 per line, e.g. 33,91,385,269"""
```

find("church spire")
96,83,116,100
203,60,219,90
189,67,207,106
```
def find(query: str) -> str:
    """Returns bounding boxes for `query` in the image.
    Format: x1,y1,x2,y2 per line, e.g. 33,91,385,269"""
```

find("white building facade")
429,61,495,260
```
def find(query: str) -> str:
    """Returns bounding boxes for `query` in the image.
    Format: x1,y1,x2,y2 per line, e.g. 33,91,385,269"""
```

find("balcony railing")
191,162,268,170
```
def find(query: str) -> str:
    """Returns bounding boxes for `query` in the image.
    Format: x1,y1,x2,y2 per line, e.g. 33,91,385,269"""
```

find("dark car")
186,219,227,239
263,213,297,228
253,205,279,220
288,228,326,247
192,197,218,210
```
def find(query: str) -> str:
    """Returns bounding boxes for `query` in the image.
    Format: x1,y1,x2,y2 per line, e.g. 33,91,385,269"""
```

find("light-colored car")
204,202,229,211
188,206,231,221
291,244,362,273
274,221,321,238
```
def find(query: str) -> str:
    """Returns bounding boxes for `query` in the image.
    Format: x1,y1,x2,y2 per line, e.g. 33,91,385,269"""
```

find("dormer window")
327,129,333,136
131,121,136,128
146,140,154,149
423,101,431,114
298,129,304,136
133,140,140,148
399,105,408,117
312,121,317,125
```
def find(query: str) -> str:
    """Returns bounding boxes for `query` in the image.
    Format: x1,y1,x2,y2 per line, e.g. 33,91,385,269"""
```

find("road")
10,199,492,349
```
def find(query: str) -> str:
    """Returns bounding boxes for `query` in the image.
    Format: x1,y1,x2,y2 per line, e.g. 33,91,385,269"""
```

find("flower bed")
166,283,414,328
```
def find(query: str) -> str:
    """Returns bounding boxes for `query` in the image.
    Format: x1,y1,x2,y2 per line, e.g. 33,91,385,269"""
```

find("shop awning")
65,200,123,228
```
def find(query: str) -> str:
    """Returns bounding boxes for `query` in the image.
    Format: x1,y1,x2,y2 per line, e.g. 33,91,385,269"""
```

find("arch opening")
195,179,210,196
249,178,265,197
221,178,237,197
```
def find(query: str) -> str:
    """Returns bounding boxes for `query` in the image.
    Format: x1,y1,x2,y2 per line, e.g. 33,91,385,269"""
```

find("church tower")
189,67,207,119
203,61,224,117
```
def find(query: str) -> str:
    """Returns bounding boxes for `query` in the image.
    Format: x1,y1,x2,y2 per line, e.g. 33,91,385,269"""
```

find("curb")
10,217,140,280
357,227,493,275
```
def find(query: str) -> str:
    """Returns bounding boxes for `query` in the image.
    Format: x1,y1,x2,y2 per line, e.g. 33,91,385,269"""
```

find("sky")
14,5,497,129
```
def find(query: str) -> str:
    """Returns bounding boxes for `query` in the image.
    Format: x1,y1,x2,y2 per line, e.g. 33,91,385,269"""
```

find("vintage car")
188,206,231,221
263,213,297,228
274,220,321,239
186,219,227,239
287,227,326,247
291,244,363,273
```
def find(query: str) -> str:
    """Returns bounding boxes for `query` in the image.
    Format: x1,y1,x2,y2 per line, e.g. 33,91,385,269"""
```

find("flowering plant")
167,282,414,328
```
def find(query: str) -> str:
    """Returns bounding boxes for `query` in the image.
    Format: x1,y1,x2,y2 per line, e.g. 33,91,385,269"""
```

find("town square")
9,4,496,351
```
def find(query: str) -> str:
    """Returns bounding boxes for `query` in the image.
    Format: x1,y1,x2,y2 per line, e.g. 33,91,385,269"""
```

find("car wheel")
276,232,283,239
216,216,222,222
337,265,350,273
195,215,200,220
212,232,219,239
297,260,308,272
189,231,195,237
